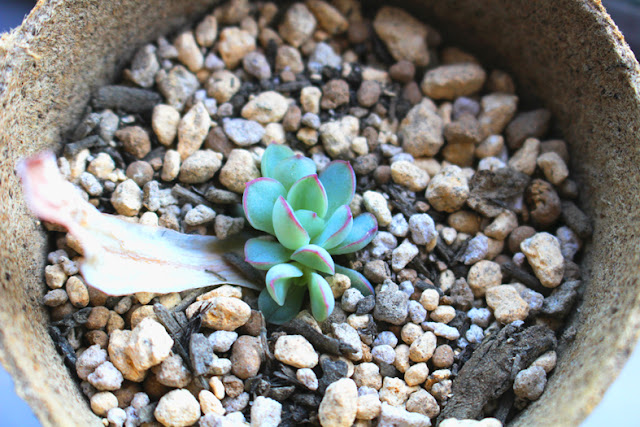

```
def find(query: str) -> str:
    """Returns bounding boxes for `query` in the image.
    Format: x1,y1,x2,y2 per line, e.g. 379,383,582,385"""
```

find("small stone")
111,179,143,216
321,79,350,110
373,7,429,66
513,366,547,400
177,102,212,159
408,213,438,252
318,378,358,427
421,64,487,100
308,42,342,73
426,165,470,213
388,214,409,238
126,318,173,371
214,214,245,239
184,204,217,226
432,344,455,368
66,276,90,307
241,91,289,124
195,15,218,47
276,45,304,74
409,331,437,362
391,240,419,271
556,226,581,260
341,288,364,312
187,297,251,330
379,377,416,406
199,390,224,415
156,65,199,110
372,345,396,365
90,391,118,417
218,27,256,69
107,407,127,427
320,115,359,158
431,306,456,324
506,109,551,150
126,161,153,187
363,190,392,227
300,86,322,113
532,351,557,373
378,402,431,427
400,99,444,157
45,264,67,289
444,115,483,145
115,126,151,159
179,150,223,183
251,396,282,427
108,330,147,382
353,363,382,390
297,368,319,391
156,354,192,388
466,324,485,344
87,361,124,391
174,31,204,72
86,306,110,329
160,150,181,182
231,335,262,379
43,289,68,307
485,211,518,241
467,260,502,297
80,171,103,196
357,393,382,421
279,3,316,47
374,289,409,325
486,285,530,323
406,389,440,418
467,307,492,328
242,51,271,80
541,280,581,318
87,153,115,180
328,273,351,298
206,70,242,103
520,232,564,288
76,345,108,381
306,0,348,34
537,151,569,185
223,118,265,146
126,44,160,88
508,137,540,175
219,149,261,193
154,389,201,427
389,61,415,83
275,335,318,368
478,94,518,136
404,362,429,386
419,289,440,311
209,330,239,353
461,234,489,265
205,187,241,205
476,135,505,159
357,81,382,108
394,344,411,373
422,322,461,340
391,161,430,192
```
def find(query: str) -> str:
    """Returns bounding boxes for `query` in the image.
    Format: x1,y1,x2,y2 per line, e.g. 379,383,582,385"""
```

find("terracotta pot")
0,1,638,425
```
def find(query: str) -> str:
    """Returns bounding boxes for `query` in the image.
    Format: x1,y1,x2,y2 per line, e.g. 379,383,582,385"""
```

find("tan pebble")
115,126,151,159
279,3,316,47
476,135,505,159
442,141,476,167
179,149,223,184
196,15,218,47
156,292,181,309
404,362,429,386
318,378,358,427
373,6,429,66
486,285,530,323
431,305,456,323
356,393,381,420
130,305,158,329
66,275,90,307
300,86,322,113
421,64,487,100
154,389,201,427
508,137,540,175
218,27,256,69
520,232,564,288
86,306,110,330
87,153,116,179
241,91,289,124
111,179,143,216
409,331,437,363
526,179,561,227
327,273,351,298
406,389,440,418
537,151,569,185
156,354,192,388
274,335,318,368
394,344,411,373
90,391,118,417
432,344,455,368
219,149,261,193
391,161,430,191
426,165,469,213
447,211,481,234
230,335,262,379
174,31,204,72
209,376,225,400
187,297,251,330
478,93,518,137
532,350,557,373
152,105,181,147
107,311,125,334
467,260,502,297
419,289,440,311
306,0,348,35
485,211,518,241
399,99,444,157
126,318,173,371
400,323,423,345
352,362,382,390
206,70,242,103
276,45,304,73
363,190,392,227
108,330,147,382
45,264,67,289
197,285,243,300
199,389,225,415
161,149,181,182
379,377,417,406
177,102,212,160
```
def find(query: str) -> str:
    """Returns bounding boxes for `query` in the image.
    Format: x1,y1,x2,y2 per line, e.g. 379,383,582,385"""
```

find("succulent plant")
243,145,378,323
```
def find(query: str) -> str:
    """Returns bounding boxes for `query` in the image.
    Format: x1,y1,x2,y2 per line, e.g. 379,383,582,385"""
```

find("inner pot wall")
0,0,638,426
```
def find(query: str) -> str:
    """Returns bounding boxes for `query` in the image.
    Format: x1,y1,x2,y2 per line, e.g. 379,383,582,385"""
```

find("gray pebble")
223,391,250,413
204,52,225,71
388,213,409,237
205,187,241,204
391,153,414,163
371,344,396,365
380,144,403,157
223,118,265,146
155,66,199,111
243,51,271,80
99,110,120,142
421,321,461,340
465,324,484,344
467,307,492,328
308,42,342,73
356,295,376,314
370,231,398,258
462,234,489,265
452,96,480,120
398,281,414,296
513,366,547,400
407,300,427,324
301,112,321,129
373,331,398,348
341,288,364,312
541,280,581,319
184,204,216,226
556,225,581,260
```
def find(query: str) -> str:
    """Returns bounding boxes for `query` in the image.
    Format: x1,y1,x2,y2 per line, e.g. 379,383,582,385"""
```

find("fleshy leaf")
265,263,304,305
271,154,317,191
335,265,375,296
244,237,292,270
259,286,306,325
329,213,378,255
243,178,287,235
308,272,335,322
261,144,294,179
295,210,325,239
311,205,353,249
291,244,335,275
273,196,310,250
319,160,356,217
287,175,328,217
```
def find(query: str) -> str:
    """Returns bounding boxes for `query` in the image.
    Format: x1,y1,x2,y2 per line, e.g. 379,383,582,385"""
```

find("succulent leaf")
291,244,335,275
271,154,317,191
261,145,294,179
319,160,356,217
244,237,292,270
265,263,304,305
258,286,306,325
243,178,287,235
295,210,325,239
329,213,378,255
273,196,310,250
287,174,328,217
308,272,335,322
335,264,375,296
311,205,353,249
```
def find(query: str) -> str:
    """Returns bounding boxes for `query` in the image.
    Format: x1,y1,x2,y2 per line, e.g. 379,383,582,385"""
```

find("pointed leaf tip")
266,263,303,305
312,205,353,249
329,213,378,255
243,177,286,235
272,196,310,250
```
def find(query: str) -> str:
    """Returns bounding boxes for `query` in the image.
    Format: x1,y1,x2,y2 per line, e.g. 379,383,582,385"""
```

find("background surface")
0,0,639,425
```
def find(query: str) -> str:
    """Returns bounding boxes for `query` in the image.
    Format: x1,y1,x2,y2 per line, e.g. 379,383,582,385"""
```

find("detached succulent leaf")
308,272,335,322
312,205,353,249
329,213,378,255
258,286,306,325
261,144,294,179
287,174,328,217
266,263,304,305
319,160,356,217
295,210,325,239
244,237,292,270
335,265,375,296
271,154,317,191
243,178,287,235
272,196,310,250
291,244,335,275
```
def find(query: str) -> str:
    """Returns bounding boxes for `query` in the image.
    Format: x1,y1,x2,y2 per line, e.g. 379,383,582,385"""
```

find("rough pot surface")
0,1,638,427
